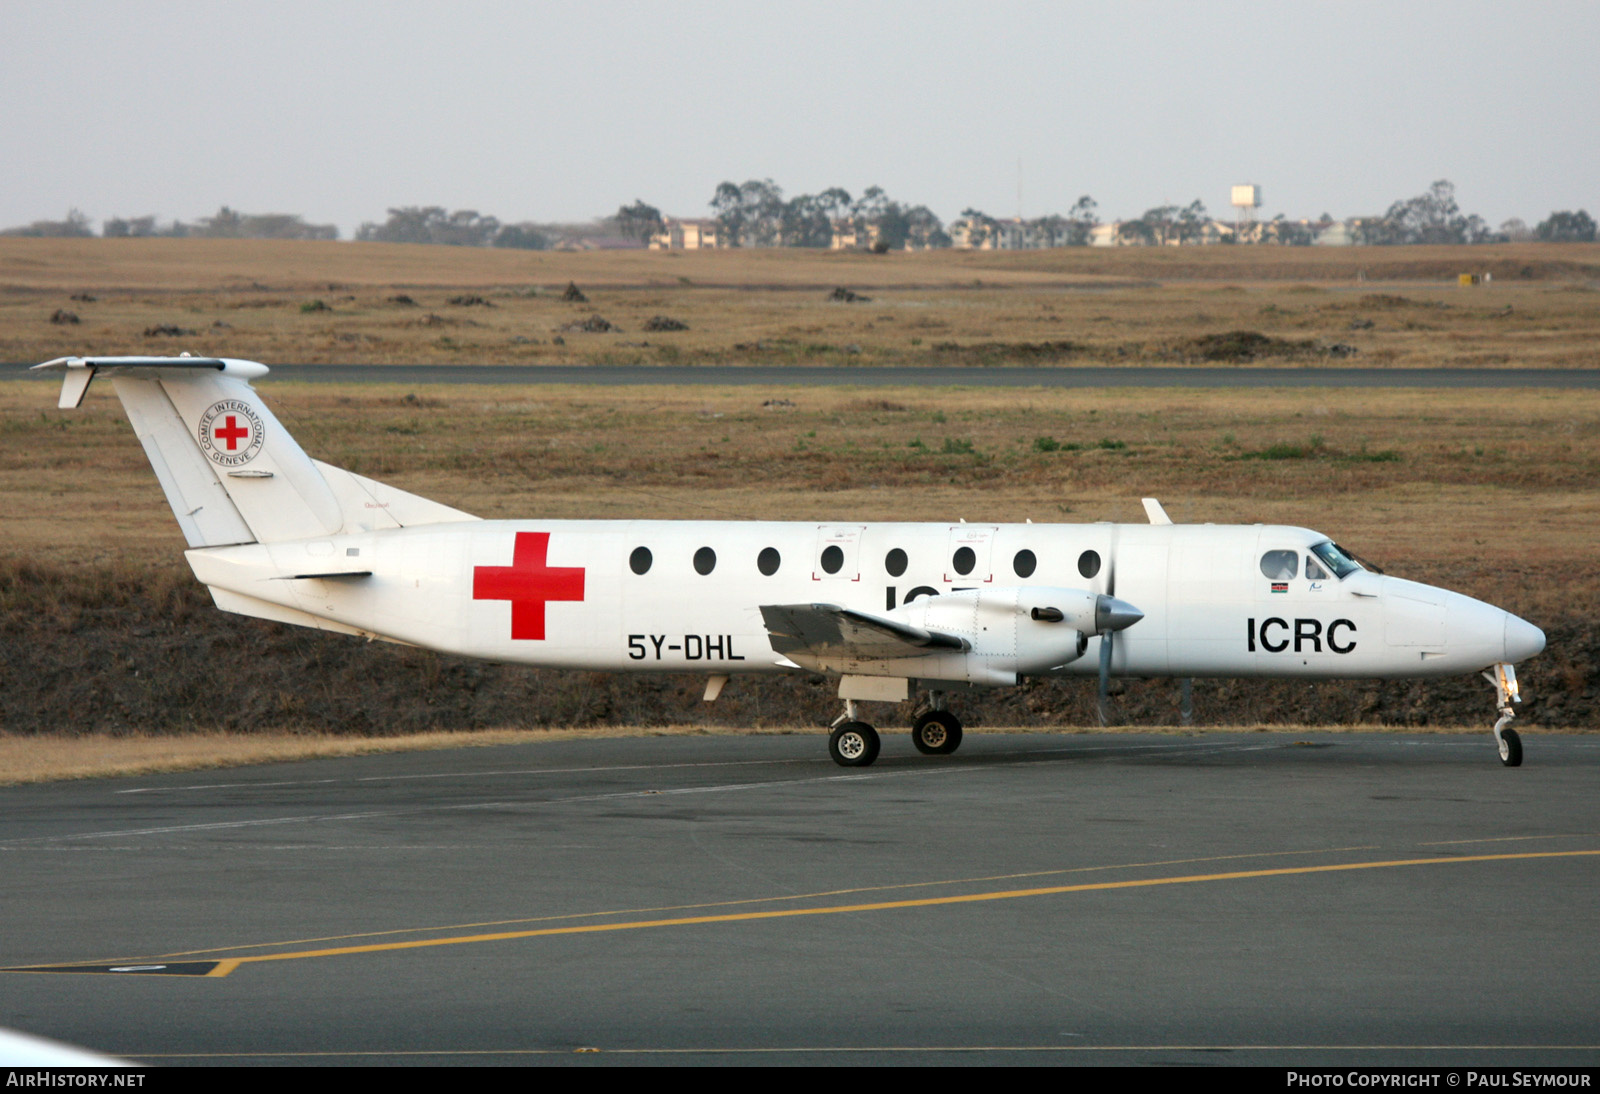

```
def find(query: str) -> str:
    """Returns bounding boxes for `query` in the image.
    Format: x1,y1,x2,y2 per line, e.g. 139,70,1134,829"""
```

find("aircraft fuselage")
185,519,1541,685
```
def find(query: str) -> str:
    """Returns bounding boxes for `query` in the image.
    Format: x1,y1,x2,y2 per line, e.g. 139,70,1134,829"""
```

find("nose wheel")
1496,725,1522,767
1484,663,1524,768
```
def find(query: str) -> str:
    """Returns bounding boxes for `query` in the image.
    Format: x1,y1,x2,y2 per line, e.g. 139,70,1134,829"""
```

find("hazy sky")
3,1,1595,236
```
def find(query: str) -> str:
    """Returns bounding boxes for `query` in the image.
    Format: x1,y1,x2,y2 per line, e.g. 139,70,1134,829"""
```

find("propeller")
1097,532,1119,726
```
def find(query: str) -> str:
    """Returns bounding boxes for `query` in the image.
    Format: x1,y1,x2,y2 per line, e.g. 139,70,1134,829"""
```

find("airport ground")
3,731,1597,1066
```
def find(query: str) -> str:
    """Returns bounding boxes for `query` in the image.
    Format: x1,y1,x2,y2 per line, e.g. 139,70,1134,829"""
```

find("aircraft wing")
759,603,970,665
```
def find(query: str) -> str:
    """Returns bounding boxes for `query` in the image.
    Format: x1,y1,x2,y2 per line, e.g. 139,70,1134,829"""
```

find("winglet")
1141,498,1173,525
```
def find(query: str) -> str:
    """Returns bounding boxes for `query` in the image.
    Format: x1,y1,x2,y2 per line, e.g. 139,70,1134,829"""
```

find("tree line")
0,206,337,241
2,183,1594,246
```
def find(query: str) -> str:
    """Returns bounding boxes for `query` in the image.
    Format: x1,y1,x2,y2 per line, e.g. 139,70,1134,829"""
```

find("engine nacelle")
892,586,1130,681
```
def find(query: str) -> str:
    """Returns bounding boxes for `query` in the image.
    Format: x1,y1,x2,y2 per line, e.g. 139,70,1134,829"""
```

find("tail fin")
34,356,476,546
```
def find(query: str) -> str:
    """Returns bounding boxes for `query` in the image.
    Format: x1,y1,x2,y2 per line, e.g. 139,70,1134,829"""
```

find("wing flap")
759,603,969,665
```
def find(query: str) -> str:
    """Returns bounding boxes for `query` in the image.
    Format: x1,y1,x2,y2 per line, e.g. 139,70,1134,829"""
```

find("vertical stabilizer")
37,357,344,545
36,355,477,545
112,374,256,547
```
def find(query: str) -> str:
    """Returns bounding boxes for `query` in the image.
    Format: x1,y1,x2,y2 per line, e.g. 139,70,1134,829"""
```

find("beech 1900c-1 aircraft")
37,356,1547,767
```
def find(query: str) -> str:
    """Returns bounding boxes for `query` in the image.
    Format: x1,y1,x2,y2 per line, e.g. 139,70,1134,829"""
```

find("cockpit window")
1306,557,1329,581
1260,550,1299,580
1310,540,1361,579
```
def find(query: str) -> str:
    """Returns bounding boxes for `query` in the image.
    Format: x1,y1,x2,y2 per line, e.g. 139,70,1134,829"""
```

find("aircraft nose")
1503,613,1546,664
1095,594,1144,634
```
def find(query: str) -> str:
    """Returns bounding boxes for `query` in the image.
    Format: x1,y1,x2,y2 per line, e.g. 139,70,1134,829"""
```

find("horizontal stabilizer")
33,356,257,408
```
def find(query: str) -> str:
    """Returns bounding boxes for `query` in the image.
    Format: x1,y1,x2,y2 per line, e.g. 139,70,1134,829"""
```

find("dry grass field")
1,239,1596,778
4,238,1599,370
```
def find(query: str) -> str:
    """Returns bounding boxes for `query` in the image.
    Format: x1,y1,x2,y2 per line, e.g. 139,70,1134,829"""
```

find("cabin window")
757,547,781,576
819,545,843,574
694,546,717,575
629,546,652,575
952,546,976,576
1260,550,1299,580
885,548,908,577
1078,550,1101,579
1013,549,1037,578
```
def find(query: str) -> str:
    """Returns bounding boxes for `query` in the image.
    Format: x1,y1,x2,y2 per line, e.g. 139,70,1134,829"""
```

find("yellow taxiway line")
194,848,1598,978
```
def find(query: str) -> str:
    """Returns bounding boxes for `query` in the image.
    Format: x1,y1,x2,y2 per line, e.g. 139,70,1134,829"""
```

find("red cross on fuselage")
472,532,586,641
214,415,250,450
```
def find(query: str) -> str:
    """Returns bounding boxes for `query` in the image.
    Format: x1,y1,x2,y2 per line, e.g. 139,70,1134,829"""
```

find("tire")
829,721,880,767
912,711,963,756
1498,727,1523,767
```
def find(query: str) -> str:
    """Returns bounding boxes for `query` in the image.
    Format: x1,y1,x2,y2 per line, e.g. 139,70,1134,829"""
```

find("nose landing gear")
1483,662,1524,767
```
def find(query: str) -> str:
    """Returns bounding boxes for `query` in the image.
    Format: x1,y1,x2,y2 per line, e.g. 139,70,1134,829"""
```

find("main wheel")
1498,727,1523,767
912,711,963,756
829,721,880,767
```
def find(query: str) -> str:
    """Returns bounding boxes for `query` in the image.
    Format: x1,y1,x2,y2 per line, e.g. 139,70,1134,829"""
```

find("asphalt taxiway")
2,731,1597,1066
8,362,1600,388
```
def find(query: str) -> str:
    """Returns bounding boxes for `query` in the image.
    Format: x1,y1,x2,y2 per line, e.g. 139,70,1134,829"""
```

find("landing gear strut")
1483,662,1523,768
912,694,963,756
829,699,880,767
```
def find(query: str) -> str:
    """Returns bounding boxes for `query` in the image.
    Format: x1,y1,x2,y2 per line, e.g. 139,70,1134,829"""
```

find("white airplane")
35,355,1546,767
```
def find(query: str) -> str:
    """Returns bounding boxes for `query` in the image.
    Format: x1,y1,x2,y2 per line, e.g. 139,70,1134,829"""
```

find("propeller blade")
1097,631,1115,726
1098,528,1118,725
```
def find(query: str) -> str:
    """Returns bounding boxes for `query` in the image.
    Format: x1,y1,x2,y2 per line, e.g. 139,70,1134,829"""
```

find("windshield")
1310,540,1362,580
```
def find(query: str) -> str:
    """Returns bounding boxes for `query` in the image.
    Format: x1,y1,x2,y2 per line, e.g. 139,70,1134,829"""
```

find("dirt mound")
1180,330,1319,362
828,286,870,303
643,315,689,331
559,315,615,333
562,282,588,302
404,313,478,329
930,340,1083,365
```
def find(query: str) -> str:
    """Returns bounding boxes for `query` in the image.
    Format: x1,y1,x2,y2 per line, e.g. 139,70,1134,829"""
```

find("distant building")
648,218,725,250
830,218,881,250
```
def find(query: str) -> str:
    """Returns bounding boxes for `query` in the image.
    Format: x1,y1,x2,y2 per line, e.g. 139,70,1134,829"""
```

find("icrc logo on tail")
198,399,265,466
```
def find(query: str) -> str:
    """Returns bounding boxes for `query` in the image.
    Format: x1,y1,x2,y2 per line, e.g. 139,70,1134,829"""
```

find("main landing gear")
1483,662,1523,768
827,695,964,767
911,709,963,756
828,719,879,767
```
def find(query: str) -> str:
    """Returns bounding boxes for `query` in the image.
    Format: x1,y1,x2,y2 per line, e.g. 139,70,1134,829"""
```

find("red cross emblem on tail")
197,399,265,467
472,532,586,641
213,415,250,449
